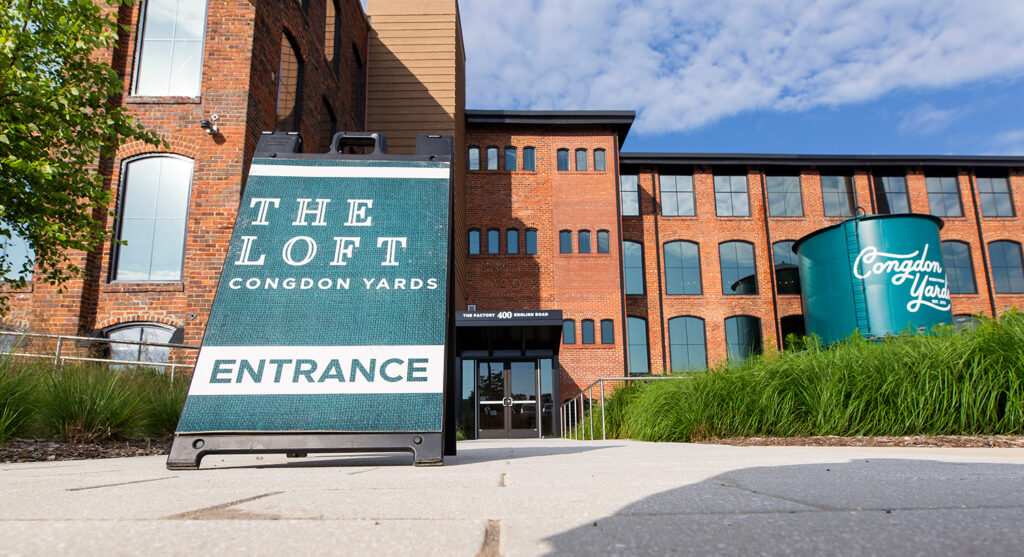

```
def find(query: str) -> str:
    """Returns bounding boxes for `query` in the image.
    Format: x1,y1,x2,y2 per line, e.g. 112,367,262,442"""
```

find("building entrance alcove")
455,310,563,439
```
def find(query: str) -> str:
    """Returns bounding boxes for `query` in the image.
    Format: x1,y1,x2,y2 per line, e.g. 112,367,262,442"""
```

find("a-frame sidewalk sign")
167,131,456,469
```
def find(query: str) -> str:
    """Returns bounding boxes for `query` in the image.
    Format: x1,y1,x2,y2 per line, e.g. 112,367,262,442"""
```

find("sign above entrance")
168,131,454,469
456,310,563,327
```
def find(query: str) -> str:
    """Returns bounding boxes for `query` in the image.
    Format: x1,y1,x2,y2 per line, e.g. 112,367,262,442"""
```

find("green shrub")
40,365,148,442
0,364,37,443
577,312,1024,442
137,371,189,438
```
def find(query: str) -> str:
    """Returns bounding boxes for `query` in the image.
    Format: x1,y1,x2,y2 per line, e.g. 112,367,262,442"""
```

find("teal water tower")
792,214,952,344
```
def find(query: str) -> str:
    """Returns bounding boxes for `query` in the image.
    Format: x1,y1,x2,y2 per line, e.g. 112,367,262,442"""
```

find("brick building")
5,0,1024,439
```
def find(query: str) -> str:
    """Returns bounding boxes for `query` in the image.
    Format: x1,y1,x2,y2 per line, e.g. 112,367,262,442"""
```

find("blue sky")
457,0,1024,155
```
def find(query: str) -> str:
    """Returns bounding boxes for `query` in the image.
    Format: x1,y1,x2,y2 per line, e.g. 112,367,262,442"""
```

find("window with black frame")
873,175,910,214
522,147,536,171
623,241,645,295
486,147,498,170
989,241,1024,293
664,241,701,295
725,315,762,361
926,176,963,217
468,146,480,171
772,241,800,295
504,147,517,171
977,177,1015,217
597,230,610,253
661,175,695,217
940,241,976,294
668,316,706,372
487,228,499,254
133,0,208,97
626,317,649,374
575,149,588,171
714,175,749,217
719,241,757,295
765,175,803,217
559,230,572,254
820,175,856,217
620,175,640,216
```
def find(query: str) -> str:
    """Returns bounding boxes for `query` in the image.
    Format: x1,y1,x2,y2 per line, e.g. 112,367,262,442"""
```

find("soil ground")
3,435,1024,463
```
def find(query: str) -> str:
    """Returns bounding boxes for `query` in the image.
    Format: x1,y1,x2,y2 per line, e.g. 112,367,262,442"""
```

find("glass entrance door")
477,360,539,438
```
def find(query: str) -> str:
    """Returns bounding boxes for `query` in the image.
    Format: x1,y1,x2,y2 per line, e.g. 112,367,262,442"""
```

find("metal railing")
560,375,694,440
0,331,200,381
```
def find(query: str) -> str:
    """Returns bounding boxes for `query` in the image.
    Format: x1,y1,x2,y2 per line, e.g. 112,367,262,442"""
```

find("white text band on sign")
248,164,451,180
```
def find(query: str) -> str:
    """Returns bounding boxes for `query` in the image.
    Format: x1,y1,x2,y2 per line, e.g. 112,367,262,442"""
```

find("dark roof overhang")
466,109,635,141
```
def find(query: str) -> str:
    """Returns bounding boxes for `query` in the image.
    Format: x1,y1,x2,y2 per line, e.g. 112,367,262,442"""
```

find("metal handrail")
560,375,695,440
0,331,200,381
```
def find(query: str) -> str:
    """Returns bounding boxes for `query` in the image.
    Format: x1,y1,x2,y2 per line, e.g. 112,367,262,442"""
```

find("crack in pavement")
66,476,176,492
164,491,284,520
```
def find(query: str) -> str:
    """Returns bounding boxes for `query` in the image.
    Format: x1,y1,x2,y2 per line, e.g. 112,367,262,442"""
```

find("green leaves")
0,0,163,312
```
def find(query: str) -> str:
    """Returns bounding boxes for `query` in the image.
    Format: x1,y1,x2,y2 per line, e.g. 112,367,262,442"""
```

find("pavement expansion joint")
65,476,176,492
164,491,284,520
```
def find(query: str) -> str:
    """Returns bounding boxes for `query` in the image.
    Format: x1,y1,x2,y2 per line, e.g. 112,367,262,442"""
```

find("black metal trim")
621,152,1024,168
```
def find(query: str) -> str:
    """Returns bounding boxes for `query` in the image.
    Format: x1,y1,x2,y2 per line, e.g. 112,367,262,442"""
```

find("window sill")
126,96,202,105
103,281,185,293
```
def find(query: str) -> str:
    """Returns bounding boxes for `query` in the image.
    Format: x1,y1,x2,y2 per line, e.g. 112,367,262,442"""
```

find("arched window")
989,241,1024,293
525,229,538,255
556,149,569,171
318,99,337,153
581,319,595,344
506,229,519,254
664,241,701,295
772,241,800,295
623,241,645,295
626,317,649,375
523,147,536,171
780,314,806,350
559,230,572,254
504,147,517,171
594,149,606,171
276,32,303,131
486,147,498,170
105,322,177,365
725,315,762,361
133,0,207,96
578,230,591,254
487,228,499,254
720,241,757,295
668,316,706,372
575,149,588,171
114,155,193,281
600,319,614,344
562,320,576,344
597,230,610,253
468,229,480,255
941,241,976,294
325,0,341,71
468,146,480,171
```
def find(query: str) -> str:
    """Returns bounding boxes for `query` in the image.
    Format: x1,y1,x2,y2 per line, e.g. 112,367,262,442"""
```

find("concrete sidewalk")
2,439,1024,556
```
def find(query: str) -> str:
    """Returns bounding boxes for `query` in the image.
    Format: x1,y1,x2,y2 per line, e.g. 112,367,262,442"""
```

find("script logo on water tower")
852,244,951,313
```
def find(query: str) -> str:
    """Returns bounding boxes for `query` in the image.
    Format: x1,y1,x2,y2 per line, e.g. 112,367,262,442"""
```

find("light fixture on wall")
199,114,220,135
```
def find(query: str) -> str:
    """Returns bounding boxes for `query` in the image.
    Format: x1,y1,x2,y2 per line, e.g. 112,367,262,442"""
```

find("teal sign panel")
794,214,952,344
176,157,451,433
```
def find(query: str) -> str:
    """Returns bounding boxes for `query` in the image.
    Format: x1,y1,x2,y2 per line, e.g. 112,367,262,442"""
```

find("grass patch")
0,360,188,444
575,312,1024,442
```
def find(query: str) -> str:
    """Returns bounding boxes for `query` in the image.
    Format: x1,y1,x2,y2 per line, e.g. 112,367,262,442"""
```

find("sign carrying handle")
330,132,387,155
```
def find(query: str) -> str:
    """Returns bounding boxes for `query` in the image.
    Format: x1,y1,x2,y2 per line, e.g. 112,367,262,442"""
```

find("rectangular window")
525,229,537,255
941,242,976,294
977,177,1015,217
926,176,963,217
874,175,909,214
600,319,614,344
523,147,536,171
626,317,649,375
133,0,208,96
714,175,750,217
620,175,639,216
486,147,498,171
506,229,519,254
661,175,695,217
557,149,569,171
623,241,645,295
820,175,856,217
487,229,499,254
504,147,517,171
575,149,588,171
559,230,572,254
578,230,591,254
0,226,34,282
594,149,606,171
765,176,803,217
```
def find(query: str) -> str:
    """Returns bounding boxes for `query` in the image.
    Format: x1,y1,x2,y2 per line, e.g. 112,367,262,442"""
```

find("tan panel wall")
366,0,467,308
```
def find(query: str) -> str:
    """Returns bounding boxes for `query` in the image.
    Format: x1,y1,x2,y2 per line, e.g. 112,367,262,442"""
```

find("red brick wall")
464,125,626,398
7,0,369,349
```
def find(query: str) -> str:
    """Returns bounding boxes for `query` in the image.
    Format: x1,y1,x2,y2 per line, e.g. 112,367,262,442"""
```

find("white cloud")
898,104,965,135
989,129,1024,155
459,0,1024,134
